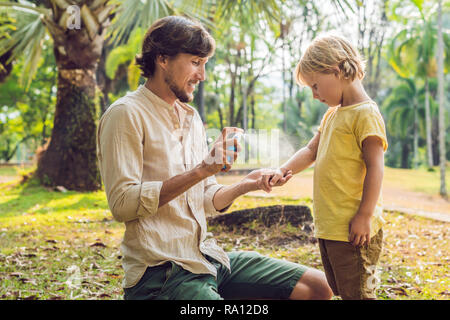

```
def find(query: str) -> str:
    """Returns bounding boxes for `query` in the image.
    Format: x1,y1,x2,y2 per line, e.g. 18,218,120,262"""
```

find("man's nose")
198,65,206,81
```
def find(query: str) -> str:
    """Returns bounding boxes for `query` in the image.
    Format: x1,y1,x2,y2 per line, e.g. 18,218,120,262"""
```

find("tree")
0,0,207,190
382,78,421,169
104,28,144,92
0,46,56,162
356,0,388,100
0,11,13,82
436,0,447,197
277,0,323,133
285,88,327,149
212,0,345,130
210,0,282,129
0,0,365,189
388,0,450,169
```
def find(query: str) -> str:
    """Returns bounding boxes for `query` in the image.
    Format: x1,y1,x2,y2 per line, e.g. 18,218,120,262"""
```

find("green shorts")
124,251,308,300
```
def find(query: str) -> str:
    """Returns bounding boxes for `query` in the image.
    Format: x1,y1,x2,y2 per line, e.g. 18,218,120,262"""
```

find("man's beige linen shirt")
97,85,231,288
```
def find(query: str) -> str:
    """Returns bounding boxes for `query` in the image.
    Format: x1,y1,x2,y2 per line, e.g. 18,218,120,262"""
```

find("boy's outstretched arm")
212,168,293,211
349,136,385,247
269,131,321,186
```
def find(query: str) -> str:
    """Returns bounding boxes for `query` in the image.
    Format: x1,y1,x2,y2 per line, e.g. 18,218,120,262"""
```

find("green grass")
0,179,124,299
0,166,23,177
0,174,449,300
384,166,450,195
0,168,15,176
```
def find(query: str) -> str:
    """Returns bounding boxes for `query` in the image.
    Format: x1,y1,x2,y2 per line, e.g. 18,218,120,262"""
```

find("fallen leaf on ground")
55,186,68,193
90,242,107,248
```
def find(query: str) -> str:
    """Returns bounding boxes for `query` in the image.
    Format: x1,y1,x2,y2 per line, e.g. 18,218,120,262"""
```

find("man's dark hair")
135,16,215,78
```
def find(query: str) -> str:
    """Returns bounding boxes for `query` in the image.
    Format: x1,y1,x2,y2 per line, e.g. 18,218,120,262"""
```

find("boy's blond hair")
295,34,365,86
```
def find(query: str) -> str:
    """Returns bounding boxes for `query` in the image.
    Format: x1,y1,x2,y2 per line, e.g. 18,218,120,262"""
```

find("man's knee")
290,268,333,300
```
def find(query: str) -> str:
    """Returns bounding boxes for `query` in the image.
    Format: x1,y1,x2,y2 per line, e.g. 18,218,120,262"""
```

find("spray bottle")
222,132,245,171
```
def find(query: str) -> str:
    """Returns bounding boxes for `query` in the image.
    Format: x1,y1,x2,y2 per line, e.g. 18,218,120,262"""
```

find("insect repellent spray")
222,132,245,170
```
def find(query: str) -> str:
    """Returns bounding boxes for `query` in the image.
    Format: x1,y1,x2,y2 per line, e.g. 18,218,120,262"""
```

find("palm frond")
410,0,425,19
329,0,355,17
387,25,428,79
171,0,213,29
80,4,100,40
127,62,141,90
21,33,44,89
214,0,282,35
0,6,46,88
0,1,51,15
105,27,144,78
108,0,173,46
105,46,131,79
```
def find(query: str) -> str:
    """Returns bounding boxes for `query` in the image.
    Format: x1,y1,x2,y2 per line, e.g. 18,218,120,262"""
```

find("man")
97,15,332,300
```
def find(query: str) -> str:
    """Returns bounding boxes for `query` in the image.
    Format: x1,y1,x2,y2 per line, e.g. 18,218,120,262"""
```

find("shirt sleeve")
318,108,335,133
97,104,163,223
203,175,230,216
354,105,388,152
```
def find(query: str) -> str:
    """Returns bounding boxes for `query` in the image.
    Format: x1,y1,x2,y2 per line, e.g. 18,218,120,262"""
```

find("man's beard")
164,74,193,103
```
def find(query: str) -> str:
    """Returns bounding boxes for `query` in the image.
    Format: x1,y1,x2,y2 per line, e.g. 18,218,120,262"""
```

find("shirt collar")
138,85,196,117
138,84,176,111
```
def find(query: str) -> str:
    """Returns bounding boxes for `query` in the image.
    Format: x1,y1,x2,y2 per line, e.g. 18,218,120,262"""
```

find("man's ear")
156,54,168,71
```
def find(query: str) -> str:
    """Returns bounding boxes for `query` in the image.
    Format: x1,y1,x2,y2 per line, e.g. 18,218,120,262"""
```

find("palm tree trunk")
36,68,100,190
229,72,236,126
36,29,103,191
401,141,410,169
437,0,447,197
251,93,256,129
425,78,433,168
413,101,419,169
282,37,287,132
241,83,249,162
97,45,112,116
217,107,224,130
242,85,248,132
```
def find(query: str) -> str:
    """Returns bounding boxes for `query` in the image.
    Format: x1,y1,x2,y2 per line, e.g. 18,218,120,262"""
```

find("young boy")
269,35,388,300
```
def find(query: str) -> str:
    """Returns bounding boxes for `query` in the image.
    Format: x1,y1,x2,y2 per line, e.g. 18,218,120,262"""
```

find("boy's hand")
241,168,293,193
348,212,371,247
268,167,292,186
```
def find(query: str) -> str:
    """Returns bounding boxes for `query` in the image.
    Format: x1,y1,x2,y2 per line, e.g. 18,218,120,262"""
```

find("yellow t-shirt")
313,100,388,242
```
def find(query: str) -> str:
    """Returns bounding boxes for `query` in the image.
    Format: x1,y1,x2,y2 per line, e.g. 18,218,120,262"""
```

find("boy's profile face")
302,71,343,107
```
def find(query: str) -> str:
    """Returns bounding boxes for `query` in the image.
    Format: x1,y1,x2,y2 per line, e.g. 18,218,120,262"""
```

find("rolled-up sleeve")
97,104,162,223
203,175,228,216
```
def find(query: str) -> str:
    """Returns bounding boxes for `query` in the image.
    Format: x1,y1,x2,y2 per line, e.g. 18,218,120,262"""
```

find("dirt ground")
1,166,448,221
0,176,16,184
217,170,450,222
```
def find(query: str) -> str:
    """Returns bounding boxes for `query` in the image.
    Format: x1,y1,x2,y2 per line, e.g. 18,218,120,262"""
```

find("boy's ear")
332,66,341,79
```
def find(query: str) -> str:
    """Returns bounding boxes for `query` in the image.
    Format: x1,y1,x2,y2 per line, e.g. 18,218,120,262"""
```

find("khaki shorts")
124,251,308,300
318,228,383,300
